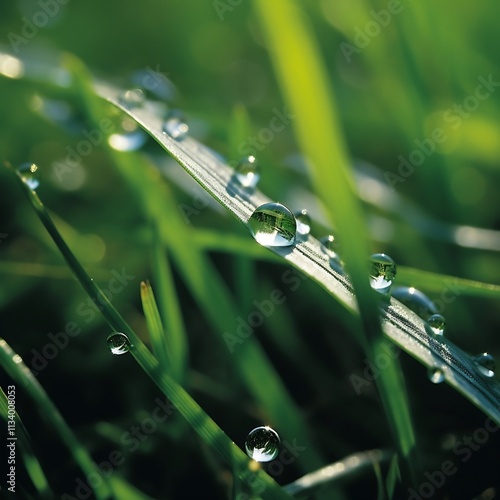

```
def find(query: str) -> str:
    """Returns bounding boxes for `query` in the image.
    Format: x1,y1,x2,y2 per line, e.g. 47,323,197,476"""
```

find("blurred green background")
0,0,499,498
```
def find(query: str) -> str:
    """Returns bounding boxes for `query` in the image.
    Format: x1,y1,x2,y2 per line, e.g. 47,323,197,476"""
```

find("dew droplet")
108,129,147,152
427,314,446,336
245,426,280,462
107,332,131,355
119,88,145,108
473,353,496,378
320,234,339,259
162,110,188,140
17,163,40,190
369,253,396,294
428,367,445,384
392,287,438,320
294,210,311,237
248,203,297,247
234,155,260,189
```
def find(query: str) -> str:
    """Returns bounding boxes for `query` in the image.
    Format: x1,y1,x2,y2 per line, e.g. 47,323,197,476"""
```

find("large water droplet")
295,210,311,237
18,163,40,190
369,253,396,294
428,367,445,384
245,426,280,462
107,332,131,355
392,287,438,320
234,155,260,189
427,314,446,336
473,353,496,378
248,203,297,247
119,88,145,108
162,110,188,140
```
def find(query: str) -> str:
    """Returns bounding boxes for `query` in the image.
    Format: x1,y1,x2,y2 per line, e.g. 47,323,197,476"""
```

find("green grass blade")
0,339,113,499
150,222,188,383
398,267,500,299
8,167,290,500
254,0,418,482
0,387,53,499
140,280,172,373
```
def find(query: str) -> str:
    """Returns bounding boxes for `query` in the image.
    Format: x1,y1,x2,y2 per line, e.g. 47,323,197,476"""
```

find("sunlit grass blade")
0,339,113,499
0,387,53,499
254,0,418,483
150,222,188,383
397,267,500,299
140,280,172,373
8,166,291,500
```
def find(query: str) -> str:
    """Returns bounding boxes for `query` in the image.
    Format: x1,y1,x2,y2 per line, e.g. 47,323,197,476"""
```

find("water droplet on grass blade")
295,210,311,236
248,203,296,247
392,287,437,320
473,353,495,378
18,163,40,190
234,155,260,189
163,110,188,140
427,314,446,336
245,426,280,462
320,234,339,259
428,367,445,384
108,129,147,152
119,88,145,108
107,332,131,355
369,253,396,294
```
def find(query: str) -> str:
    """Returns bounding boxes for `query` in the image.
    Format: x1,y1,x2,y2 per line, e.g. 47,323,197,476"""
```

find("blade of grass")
140,280,172,373
8,166,291,500
254,0,418,483
150,221,188,383
0,387,53,499
0,339,113,500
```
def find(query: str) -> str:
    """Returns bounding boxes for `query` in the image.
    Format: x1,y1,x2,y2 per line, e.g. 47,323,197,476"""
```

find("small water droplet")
392,287,438,320
107,332,131,355
473,353,495,378
248,203,297,247
18,163,40,190
108,129,147,152
234,155,260,189
162,110,188,140
428,367,445,384
427,314,446,336
119,88,145,108
369,253,396,294
245,426,280,462
295,210,311,237
320,234,340,259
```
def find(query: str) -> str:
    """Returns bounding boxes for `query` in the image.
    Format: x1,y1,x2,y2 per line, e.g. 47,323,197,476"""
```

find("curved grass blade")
8,166,291,500
0,387,53,499
0,339,113,500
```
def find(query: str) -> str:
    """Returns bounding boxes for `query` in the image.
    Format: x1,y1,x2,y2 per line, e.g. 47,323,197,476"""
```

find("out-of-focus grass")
1,0,500,498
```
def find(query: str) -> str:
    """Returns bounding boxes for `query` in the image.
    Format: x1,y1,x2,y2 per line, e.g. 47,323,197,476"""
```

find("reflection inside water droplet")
428,367,445,384
248,203,296,247
162,110,189,140
369,253,396,294
245,426,280,462
17,163,40,190
119,88,145,108
234,155,260,189
473,353,496,378
427,314,446,336
107,332,132,355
